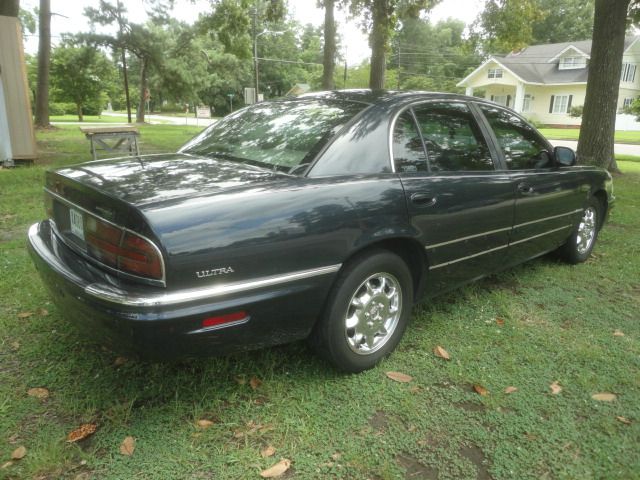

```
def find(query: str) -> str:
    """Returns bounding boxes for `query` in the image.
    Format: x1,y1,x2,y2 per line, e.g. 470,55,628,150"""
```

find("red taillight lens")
202,311,248,328
85,217,163,281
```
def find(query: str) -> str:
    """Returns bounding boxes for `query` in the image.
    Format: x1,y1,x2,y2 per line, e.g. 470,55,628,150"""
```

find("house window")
622,63,637,83
552,95,571,114
559,56,586,70
623,97,635,109
492,95,508,106
522,94,532,113
488,68,503,79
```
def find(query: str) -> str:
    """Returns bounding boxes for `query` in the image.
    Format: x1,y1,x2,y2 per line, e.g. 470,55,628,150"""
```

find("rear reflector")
202,311,248,328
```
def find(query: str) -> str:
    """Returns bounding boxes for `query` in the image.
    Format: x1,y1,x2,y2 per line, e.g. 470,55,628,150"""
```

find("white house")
457,36,640,126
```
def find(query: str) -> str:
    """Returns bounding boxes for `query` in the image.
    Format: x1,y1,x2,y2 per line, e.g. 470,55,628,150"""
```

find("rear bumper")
28,221,337,359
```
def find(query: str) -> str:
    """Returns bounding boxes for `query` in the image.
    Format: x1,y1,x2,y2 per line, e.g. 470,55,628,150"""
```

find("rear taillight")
85,216,163,281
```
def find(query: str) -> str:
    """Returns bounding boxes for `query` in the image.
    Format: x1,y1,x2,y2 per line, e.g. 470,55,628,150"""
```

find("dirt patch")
396,454,438,479
369,410,389,430
459,444,492,480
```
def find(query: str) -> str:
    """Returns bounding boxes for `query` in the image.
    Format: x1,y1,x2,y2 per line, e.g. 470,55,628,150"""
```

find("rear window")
179,99,365,174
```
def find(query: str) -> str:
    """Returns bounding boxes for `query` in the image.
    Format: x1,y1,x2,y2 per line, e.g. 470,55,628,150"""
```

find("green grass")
539,128,640,144
1,127,639,479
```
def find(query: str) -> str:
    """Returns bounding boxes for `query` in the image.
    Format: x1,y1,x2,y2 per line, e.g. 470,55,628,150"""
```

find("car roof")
296,89,480,106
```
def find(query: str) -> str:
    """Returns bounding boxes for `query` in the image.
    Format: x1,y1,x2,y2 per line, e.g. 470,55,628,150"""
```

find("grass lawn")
539,128,640,144
1,126,639,479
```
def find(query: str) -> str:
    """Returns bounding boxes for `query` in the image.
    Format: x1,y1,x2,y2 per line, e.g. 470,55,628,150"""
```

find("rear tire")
310,250,413,373
559,197,602,264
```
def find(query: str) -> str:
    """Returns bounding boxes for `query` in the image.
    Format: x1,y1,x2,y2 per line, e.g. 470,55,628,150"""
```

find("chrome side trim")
513,209,582,229
424,208,582,250
84,264,342,307
427,224,573,270
428,244,509,270
426,226,511,249
509,225,572,246
45,188,167,287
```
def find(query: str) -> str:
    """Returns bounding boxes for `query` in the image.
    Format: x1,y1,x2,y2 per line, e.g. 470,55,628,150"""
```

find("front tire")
311,250,414,373
559,197,602,264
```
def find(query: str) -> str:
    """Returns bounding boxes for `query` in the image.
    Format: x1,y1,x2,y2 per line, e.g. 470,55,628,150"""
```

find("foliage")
569,105,584,118
50,43,117,121
18,6,36,35
472,0,595,54
392,17,481,93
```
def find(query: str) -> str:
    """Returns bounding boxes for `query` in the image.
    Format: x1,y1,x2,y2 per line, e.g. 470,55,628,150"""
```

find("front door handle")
410,192,437,207
517,182,535,195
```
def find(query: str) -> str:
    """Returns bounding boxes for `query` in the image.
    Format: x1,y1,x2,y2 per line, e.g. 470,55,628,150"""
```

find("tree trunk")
0,0,19,17
136,57,148,123
369,0,391,90
76,103,83,122
34,0,50,128
577,0,630,171
322,0,336,90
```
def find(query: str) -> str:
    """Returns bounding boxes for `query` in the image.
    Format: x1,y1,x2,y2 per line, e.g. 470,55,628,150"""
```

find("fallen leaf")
250,376,262,390
550,381,562,395
592,393,617,402
385,371,413,383
504,386,518,394
1,461,13,469
433,345,450,360
260,458,291,478
261,445,276,458
613,329,625,337
616,416,632,425
11,446,26,460
39,308,49,316
473,384,489,396
496,317,505,326
196,419,214,429
409,386,422,393
66,423,97,443
235,376,246,385
10,341,20,351
331,452,342,461
27,387,50,399
119,436,135,456
17,312,33,319
113,356,128,367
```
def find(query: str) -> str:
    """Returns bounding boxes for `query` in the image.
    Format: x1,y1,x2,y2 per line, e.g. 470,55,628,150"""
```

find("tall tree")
0,0,19,16
531,0,594,44
350,0,440,89
34,0,51,128
321,0,336,89
576,0,633,171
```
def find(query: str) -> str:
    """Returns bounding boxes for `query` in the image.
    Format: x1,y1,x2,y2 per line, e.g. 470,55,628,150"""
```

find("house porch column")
465,86,474,97
514,82,525,113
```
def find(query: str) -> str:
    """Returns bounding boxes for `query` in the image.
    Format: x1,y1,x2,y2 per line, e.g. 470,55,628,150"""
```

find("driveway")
550,139,640,156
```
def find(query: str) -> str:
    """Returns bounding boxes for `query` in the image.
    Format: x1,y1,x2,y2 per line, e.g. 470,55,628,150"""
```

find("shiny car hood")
54,153,283,208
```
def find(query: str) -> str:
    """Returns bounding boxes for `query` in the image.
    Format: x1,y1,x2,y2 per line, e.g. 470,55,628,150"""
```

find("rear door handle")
410,192,437,207
517,182,535,195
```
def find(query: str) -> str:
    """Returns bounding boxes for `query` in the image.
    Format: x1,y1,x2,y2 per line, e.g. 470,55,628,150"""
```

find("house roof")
459,36,639,86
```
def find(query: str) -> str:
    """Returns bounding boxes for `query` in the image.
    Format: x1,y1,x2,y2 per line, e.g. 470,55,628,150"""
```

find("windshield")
179,99,366,174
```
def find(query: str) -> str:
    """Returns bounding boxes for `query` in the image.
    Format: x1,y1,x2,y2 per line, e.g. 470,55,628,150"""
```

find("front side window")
479,104,552,170
411,102,494,172
180,99,365,174
622,63,637,83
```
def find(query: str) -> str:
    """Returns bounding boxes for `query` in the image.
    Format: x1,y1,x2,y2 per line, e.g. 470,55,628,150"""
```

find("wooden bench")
80,126,140,160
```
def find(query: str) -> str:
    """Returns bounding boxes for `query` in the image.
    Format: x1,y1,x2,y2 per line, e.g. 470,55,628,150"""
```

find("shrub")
569,105,584,118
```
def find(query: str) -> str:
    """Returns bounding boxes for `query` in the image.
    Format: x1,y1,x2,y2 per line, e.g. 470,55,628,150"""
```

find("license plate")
69,208,85,240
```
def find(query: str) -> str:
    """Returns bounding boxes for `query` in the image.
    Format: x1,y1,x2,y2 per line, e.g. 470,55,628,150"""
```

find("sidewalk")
549,139,640,156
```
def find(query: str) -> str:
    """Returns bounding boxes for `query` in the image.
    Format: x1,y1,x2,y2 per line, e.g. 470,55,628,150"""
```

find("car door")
392,101,515,293
475,103,585,263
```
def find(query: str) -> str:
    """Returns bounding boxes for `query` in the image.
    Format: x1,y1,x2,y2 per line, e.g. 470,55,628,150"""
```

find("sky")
21,0,485,65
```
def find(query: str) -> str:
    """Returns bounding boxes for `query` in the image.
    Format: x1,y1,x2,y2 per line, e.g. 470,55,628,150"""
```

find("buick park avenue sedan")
28,90,613,372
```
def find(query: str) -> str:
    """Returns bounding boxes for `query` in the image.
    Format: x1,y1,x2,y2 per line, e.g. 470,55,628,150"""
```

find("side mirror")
554,146,576,166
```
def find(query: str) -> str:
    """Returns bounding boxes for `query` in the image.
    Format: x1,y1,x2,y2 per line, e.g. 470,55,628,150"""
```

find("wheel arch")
591,189,608,229
339,236,430,303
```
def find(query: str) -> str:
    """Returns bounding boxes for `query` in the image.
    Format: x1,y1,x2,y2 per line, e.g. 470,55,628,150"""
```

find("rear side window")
479,104,552,170
411,102,494,172
392,111,428,173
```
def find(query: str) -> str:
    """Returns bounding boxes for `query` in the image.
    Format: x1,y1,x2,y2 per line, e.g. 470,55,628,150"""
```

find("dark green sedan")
28,90,614,372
